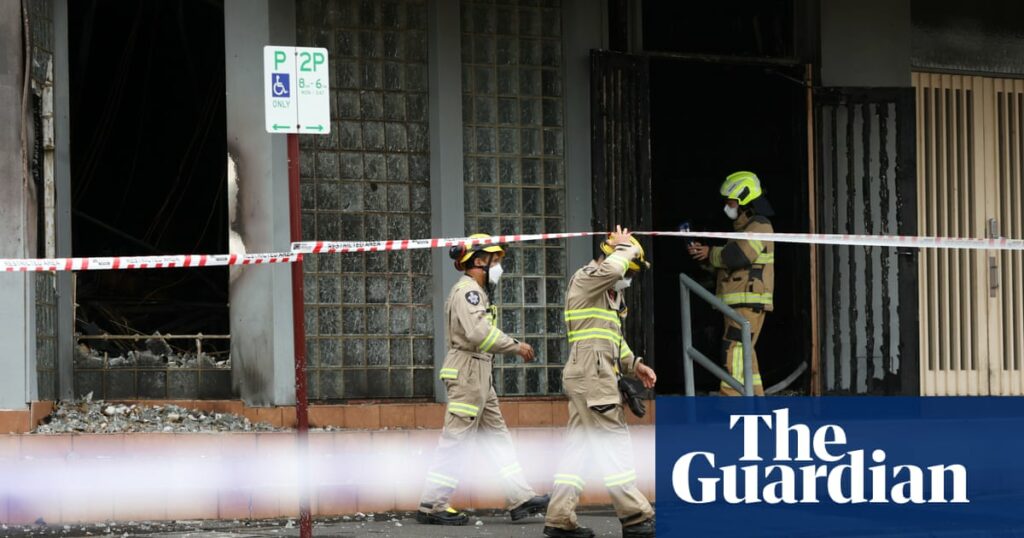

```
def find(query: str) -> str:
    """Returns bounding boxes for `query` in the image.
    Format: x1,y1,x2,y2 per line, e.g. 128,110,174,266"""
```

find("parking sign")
264,46,330,134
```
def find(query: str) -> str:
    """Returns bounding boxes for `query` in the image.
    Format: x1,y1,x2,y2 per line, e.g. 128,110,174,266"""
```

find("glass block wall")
461,0,567,395
297,0,434,399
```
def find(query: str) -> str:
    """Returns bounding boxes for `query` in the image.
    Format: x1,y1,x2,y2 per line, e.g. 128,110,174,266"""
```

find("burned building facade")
1,0,1023,414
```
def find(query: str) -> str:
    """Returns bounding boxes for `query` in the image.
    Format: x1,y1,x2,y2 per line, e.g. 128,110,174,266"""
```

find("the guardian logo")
672,409,969,505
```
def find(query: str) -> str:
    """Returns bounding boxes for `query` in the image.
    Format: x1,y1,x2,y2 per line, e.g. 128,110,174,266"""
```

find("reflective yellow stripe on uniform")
564,308,621,325
754,253,774,264
479,326,501,353
710,247,723,268
619,341,633,359
606,254,630,274
567,327,623,345
553,473,585,491
500,462,523,479
722,345,763,390
448,401,480,417
604,469,638,488
439,368,459,380
718,292,773,305
427,471,459,488
748,239,764,253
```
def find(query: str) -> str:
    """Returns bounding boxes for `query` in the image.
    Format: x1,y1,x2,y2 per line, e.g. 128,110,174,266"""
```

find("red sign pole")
287,132,312,538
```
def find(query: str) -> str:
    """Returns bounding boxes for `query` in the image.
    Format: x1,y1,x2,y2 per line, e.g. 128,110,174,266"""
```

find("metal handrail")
679,273,754,396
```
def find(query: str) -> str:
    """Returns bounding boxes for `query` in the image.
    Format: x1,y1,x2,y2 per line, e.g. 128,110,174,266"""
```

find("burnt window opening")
69,0,230,399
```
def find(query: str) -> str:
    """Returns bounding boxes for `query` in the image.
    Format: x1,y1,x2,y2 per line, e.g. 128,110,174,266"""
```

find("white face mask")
613,277,632,291
723,204,739,220
488,263,504,286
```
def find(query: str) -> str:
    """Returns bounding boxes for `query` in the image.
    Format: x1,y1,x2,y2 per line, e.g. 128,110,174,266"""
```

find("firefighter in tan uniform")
689,171,775,396
417,233,550,526
544,226,657,538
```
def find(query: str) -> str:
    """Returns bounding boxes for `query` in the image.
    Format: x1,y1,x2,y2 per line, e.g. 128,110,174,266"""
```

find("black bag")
618,376,647,418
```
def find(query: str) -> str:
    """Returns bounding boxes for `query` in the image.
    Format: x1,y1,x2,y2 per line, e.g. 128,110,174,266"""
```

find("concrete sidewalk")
0,511,629,537
149,514,623,538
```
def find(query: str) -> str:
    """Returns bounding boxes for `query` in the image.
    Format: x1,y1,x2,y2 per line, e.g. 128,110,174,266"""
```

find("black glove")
618,376,646,418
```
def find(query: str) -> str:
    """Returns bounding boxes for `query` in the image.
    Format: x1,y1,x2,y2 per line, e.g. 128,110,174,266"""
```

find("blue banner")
655,397,1024,537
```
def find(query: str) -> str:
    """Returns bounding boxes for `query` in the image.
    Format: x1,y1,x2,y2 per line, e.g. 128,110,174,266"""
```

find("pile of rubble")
33,395,281,434
73,333,231,370
74,349,229,369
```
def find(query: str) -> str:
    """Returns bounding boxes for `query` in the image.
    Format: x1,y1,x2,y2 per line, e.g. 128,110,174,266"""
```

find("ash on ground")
0,513,428,537
33,395,281,434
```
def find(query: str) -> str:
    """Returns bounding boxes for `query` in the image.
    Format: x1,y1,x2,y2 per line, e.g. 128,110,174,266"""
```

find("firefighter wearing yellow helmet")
544,225,657,538
417,233,550,526
689,171,775,396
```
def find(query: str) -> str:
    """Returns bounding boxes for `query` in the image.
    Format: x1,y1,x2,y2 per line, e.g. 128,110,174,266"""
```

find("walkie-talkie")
679,220,695,249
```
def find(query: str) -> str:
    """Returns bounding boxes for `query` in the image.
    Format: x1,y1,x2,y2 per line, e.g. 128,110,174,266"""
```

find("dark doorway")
69,0,229,398
642,0,795,58
649,59,811,394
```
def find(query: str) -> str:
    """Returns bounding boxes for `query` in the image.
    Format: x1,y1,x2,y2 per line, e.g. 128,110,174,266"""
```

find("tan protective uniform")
708,212,774,396
546,242,654,531
419,275,537,514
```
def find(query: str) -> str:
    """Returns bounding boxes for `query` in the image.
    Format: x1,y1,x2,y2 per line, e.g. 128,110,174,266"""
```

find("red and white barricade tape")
2,230,1023,272
290,231,603,254
292,230,1024,254
637,230,1024,251
0,252,299,272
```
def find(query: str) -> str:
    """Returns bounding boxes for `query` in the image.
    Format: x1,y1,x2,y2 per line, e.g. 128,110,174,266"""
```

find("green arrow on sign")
306,125,324,132
272,124,291,131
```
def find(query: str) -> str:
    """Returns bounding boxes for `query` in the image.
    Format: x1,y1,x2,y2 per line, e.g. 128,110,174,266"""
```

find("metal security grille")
915,74,980,395
460,0,567,395
816,88,918,395
298,0,435,399
994,84,1024,393
914,73,1024,396
819,96,902,393
35,272,58,400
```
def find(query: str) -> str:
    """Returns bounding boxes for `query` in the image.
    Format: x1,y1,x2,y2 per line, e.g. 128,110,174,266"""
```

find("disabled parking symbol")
271,73,290,98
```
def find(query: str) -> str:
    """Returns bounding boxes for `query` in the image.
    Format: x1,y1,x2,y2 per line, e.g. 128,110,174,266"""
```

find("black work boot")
510,494,550,521
416,506,469,526
543,525,596,538
622,518,655,537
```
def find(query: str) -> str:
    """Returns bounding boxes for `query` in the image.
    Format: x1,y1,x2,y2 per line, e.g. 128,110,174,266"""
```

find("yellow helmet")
600,235,651,272
720,171,763,206
449,233,506,271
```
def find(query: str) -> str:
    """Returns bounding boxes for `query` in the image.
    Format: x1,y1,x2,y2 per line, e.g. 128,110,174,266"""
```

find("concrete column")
54,0,74,401
564,0,602,275
224,0,297,405
428,0,465,403
0,1,33,409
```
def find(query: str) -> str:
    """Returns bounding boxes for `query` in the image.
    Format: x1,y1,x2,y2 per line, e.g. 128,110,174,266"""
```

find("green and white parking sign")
263,46,330,134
